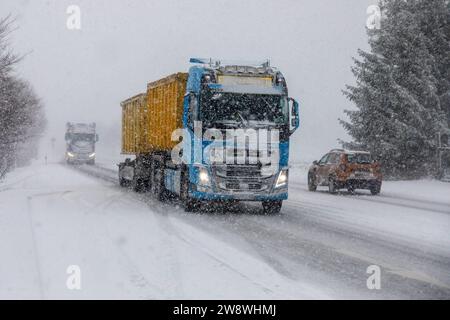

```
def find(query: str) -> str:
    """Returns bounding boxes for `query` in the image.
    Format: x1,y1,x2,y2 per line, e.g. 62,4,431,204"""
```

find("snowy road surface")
0,163,449,299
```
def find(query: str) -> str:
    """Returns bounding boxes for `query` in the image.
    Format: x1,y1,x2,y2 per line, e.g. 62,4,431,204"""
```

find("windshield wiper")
235,111,249,127
211,120,239,128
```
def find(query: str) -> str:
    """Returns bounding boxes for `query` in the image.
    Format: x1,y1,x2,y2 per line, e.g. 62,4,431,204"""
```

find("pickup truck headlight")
275,170,288,188
67,152,75,158
89,153,96,158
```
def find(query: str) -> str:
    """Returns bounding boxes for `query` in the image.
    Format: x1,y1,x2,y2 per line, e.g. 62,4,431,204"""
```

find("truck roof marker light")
190,58,271,69
190,58,208,64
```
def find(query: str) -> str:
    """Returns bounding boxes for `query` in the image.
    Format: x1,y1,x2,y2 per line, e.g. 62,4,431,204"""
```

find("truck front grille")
215,165,265,178
213,165,274,192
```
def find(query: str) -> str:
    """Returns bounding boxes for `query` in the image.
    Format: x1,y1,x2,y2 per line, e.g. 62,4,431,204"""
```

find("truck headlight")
275,170,288,188
198,167,210,186
89,153,96,158
67,152,75,158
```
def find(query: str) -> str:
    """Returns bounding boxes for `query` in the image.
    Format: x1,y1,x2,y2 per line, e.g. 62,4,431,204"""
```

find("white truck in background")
65,122,98,165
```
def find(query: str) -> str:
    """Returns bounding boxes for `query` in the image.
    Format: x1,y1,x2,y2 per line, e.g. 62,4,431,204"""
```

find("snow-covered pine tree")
341,0,449,178
414,0,450,128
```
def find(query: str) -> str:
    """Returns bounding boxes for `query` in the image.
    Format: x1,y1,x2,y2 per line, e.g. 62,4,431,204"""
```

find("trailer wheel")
132,177,146,193
150,159,165,201
119,177,130,187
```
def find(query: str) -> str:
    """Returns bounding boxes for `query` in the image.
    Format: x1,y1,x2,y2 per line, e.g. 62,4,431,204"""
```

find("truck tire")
132,176,146,193
119,177,130,187
262,200,282,215
370,183,381,195
150,159,165,201
180,168,198,212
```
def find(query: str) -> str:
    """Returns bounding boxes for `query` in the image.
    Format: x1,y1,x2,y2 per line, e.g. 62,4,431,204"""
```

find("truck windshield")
201,92,288,128
72,134,95,142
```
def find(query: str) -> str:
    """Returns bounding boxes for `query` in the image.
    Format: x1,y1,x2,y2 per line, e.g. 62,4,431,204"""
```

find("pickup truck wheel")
262,200,282,215
328,177,338,194
308,173,317,191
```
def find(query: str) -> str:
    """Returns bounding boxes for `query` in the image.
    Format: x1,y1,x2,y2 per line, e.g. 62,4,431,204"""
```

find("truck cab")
172,59,300,213
65,122,99,165
119,58,300,214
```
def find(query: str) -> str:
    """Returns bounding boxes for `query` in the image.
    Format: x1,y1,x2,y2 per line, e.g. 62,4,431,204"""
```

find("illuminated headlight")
89,153,96,158
275,170,288,188
67,152,75,158
198,167,210,186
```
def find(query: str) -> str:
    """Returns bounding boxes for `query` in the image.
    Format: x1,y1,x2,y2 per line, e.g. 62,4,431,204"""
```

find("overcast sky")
1,0,374,162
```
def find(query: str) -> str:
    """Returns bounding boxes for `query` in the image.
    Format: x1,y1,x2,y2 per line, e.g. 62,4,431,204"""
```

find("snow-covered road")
0,163,449,299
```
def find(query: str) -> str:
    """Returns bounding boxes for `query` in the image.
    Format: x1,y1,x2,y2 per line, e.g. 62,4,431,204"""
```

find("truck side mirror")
288,98,300,135
65,133,71,141
95,134,99,142
313,160,318,165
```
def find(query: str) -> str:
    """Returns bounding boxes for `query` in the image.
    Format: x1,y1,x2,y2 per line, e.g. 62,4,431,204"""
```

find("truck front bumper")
189,165,289,201
67,153,95,163
190,189,288,201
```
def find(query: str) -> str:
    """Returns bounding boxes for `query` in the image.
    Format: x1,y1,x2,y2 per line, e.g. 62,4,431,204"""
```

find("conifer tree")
341,0,449,178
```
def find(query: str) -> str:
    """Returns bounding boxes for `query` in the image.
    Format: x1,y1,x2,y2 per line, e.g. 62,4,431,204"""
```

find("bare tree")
0,15,46,179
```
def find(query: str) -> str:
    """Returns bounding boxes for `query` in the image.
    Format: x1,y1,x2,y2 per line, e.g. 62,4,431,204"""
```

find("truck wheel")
262,200,282,215
132,177,146,193
180,169,198,212
370,183,381,195
151,160,165,201
308,173,317,191
328,177,338,194
119,177,130,187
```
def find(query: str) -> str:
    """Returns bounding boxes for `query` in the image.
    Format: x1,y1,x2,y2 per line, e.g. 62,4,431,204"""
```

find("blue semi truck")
119,58,300,213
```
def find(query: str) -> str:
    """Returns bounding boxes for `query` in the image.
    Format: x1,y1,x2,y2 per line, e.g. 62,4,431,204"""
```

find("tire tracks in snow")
25,190,73,299
71,163,276,297
71,163,450,298
290,182,450,215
